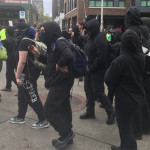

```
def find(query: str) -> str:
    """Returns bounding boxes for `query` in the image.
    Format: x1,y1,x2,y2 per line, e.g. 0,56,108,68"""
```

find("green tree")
39,9,51,23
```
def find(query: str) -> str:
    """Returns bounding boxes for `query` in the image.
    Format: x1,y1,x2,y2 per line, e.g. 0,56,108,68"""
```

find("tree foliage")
39,9,51,23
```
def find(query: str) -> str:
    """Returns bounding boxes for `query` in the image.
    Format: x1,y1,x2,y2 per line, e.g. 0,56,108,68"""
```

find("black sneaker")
106,112,115,125
52,131,75,149
80,112,95,119
9,116,25,124
32,120,49,129
52,139,73,146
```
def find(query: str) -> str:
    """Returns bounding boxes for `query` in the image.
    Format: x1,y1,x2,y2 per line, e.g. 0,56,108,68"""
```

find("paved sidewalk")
0,63,150,150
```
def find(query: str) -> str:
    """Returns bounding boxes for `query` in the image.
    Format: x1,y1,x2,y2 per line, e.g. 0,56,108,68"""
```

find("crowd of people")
0,7,150,150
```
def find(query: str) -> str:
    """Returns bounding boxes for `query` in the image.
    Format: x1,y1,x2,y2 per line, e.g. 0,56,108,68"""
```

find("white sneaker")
32,120,49,129
9,116,26,124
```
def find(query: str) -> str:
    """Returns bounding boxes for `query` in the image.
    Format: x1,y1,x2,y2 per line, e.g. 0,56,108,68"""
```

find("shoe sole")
32,124,49,129
80,116,95,119
9,120,26,124
55,133,75,149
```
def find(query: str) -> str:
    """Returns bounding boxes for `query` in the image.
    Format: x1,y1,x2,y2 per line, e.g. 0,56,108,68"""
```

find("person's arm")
90,34,108,73
56,40,75,73
105,58,123,91
16,51,28,85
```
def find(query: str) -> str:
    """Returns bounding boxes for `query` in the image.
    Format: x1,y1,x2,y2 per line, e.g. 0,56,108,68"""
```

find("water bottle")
20,74,25,83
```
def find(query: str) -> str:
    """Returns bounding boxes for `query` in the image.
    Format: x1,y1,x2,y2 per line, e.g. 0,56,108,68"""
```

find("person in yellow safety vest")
106,31,111,42
0,28,6,41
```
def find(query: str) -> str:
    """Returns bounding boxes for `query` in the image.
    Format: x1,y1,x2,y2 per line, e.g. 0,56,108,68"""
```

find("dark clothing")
18,75,45,121
18,39,41,76
105,30,145,150
84,32,108,74
17,38,45,121
2,36,18,88
83,19,114,116
44,87,73,136
116,104,138,150
43,21,74,136
72,25,84,49
84,72,114,115
45,39,74,89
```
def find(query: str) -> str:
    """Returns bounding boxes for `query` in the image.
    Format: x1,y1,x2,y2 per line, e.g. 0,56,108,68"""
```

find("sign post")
19,11,26,19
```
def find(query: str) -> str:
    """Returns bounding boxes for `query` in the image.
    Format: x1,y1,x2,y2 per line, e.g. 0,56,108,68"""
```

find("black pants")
108,88,114,104
17,76,45,121
116,105,138,150
44,87,72,136
6,60,17,88
84,72,114,115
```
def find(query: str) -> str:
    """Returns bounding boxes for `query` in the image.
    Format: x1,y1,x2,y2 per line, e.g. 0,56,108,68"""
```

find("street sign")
19,11,26,19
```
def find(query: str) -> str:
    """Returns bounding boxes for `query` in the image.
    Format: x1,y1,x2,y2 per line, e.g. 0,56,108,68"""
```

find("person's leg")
80,73,95,119
44,88,73,136
91,73,115,124
108,88,114,104
116,107,137,150
23,79,45,122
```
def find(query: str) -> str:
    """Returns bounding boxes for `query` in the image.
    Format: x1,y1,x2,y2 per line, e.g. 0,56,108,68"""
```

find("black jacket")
72,26,84,49
42,22,75,88
85,19,109,74
108,29,122,64
105,30,145,108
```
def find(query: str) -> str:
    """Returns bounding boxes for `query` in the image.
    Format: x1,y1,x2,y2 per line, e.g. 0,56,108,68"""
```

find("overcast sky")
44,0,52,16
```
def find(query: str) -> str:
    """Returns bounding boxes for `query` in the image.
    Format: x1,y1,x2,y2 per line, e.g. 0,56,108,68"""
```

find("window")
72,0,77,9
141,0,150,6
65,2,67,14
89,0,114,7
119,0,125,7
68,0,71,12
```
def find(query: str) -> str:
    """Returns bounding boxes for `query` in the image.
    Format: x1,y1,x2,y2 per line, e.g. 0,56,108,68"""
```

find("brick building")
53,0,150,31
52,0,64,20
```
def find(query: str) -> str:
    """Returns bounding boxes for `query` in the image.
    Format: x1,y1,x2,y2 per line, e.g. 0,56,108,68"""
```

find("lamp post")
100,0,103,32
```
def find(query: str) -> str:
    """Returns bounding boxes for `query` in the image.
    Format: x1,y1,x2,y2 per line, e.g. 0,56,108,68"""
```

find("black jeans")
116,104,138,150
6,60,17,89
44,87,72,136
84,72,114,115
17,76,45,122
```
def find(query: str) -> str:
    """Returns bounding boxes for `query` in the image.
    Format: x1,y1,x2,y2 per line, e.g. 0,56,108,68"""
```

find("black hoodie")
72,25,84,49
108,29,122,64
105,30,145,108
125,7,149,51
85,19,109,73
42,21,75,88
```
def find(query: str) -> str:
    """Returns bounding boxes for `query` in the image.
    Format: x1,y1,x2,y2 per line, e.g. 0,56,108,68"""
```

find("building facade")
0,0,38,25
53,0,150,31
32,0,43,11
52,0,64,20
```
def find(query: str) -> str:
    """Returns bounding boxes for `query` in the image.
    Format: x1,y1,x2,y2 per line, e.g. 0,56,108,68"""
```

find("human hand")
28,45,40,57
16,78,24,86
56,64,68,73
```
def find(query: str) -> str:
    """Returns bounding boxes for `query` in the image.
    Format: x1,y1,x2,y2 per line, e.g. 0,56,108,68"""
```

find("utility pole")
100,0,103,32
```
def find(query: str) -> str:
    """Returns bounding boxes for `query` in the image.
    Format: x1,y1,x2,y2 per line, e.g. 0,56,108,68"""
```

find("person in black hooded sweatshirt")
105,30,145,150
125,7,150,139
72,25,84,49
1,26,18,91
79,19,115,125
42,21,75,149
107,29,122,104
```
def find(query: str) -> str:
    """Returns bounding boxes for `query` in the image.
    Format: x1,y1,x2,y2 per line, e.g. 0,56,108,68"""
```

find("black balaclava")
72,25,80,36
121,29,140,54
42,21,61,48
62,31,71,40
125,7,143,28
86,19,100,37
15,22,30,42
6,26,15,37
111,29,122,44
